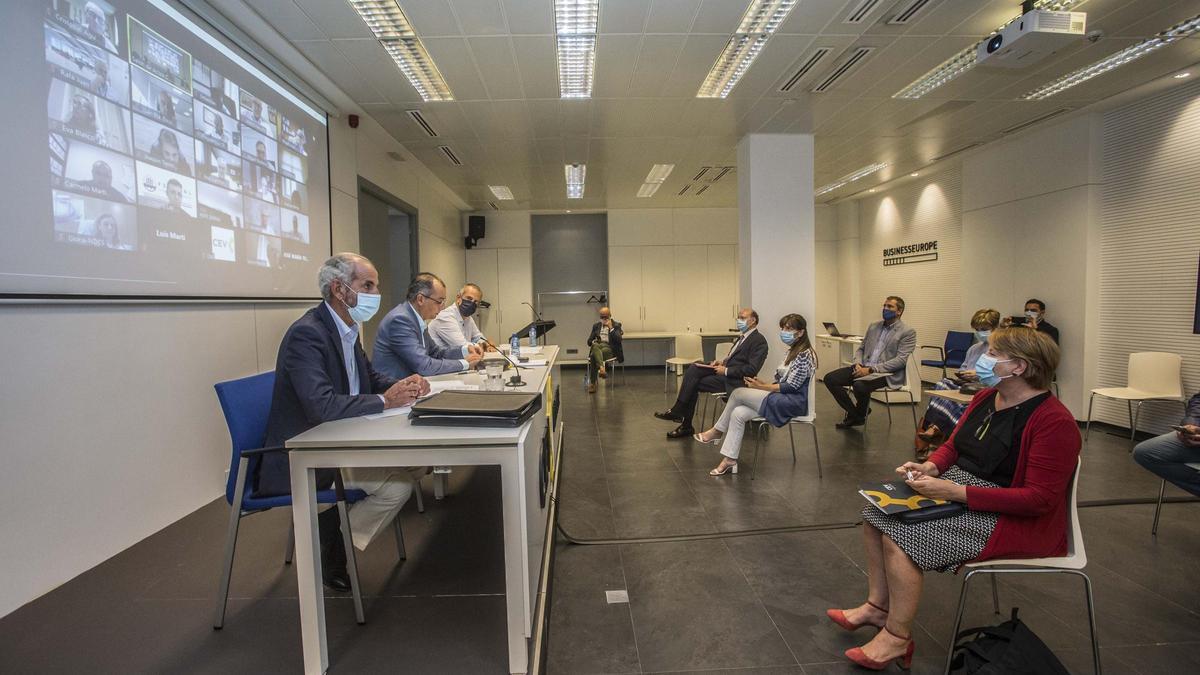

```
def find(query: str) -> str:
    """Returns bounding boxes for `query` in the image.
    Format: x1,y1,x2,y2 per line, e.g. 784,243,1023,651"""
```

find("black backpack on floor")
949,608,1070,675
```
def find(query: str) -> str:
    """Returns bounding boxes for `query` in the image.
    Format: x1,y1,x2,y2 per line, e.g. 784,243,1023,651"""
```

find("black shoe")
654,410,683,422
835,416,866,429
318,507,351,592
666,425,696,439
322,568,352,592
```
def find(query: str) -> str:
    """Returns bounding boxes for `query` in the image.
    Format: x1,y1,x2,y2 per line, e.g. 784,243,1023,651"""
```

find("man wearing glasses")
373,272,485,379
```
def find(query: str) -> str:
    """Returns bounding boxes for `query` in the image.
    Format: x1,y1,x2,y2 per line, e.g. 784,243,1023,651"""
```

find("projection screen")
0,0,332,299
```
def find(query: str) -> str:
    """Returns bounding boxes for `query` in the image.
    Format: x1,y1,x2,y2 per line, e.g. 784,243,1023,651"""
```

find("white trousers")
713,387,770,460
341,466,425,551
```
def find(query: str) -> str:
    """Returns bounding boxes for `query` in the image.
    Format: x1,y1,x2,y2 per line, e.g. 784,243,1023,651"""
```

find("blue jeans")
1133,432,1200,496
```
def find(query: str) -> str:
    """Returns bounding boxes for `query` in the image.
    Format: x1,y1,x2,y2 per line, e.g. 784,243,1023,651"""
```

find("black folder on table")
409,390,542,428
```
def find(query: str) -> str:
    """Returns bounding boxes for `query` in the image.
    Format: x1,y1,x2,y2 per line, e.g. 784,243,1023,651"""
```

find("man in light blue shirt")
373,272,484,380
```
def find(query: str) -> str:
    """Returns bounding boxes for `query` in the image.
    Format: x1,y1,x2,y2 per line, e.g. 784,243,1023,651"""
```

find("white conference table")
287,347,561,674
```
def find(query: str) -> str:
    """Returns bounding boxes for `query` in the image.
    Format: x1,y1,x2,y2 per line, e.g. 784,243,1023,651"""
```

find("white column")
737,134,816,372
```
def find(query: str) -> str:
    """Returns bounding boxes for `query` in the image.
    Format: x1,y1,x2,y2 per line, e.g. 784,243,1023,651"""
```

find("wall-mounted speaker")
465,215,486,249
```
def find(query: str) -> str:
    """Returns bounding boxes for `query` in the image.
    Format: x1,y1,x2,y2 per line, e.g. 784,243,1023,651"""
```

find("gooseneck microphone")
481,338,527,387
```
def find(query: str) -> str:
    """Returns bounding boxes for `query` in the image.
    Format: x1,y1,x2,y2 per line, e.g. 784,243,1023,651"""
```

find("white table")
287,347,561,674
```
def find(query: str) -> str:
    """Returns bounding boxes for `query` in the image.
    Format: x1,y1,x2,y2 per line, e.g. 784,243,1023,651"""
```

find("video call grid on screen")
0,0,331,299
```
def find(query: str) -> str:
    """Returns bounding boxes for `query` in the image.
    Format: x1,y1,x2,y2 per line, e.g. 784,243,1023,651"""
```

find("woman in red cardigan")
827,327,1080,670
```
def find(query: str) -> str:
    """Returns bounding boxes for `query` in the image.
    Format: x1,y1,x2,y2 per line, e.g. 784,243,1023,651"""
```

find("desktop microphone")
480,338,527,387
522,301,543,320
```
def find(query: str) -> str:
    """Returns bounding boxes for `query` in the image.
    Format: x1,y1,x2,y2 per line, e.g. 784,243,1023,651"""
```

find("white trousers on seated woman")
713,387,771,460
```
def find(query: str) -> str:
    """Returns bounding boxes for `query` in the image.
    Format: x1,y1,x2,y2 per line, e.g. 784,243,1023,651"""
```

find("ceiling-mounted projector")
977,9,1087,68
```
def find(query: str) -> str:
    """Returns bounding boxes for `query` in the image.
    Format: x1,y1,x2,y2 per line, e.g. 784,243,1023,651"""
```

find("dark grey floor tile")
681,470,808,531
620,539,797,673
645,666,804,674
607,472,715,538
546,545,641,674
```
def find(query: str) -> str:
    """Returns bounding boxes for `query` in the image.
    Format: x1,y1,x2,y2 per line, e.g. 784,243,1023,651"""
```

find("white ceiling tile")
511,36,559,99
599,0,653,33
469,37,523,99
330,38,424,104
660,34,731,97
450,0,508,35
501,0,555,34
628,36,688,97
560,100,591,135
592,34,643,97
249,0,324,40
690,0,747,34
292,39,387,103
399,0,462,37
526,100,563,136
421,37,491,101
292,0,374,39
644,0,703,34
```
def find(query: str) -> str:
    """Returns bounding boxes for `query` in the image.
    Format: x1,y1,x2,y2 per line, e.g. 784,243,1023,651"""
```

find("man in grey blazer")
823,296,916,428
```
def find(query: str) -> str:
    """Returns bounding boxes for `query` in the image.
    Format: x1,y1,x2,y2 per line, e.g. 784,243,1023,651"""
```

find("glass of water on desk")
484,359,505,391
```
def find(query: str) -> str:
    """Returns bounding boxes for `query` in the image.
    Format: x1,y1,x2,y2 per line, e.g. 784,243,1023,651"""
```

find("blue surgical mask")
882,308,898,322
975,330,991,342
1025,310,1039,319
459,298,477,317
780,330,797,346
973,353,1014,387
736,319,749,332
347,290,381,323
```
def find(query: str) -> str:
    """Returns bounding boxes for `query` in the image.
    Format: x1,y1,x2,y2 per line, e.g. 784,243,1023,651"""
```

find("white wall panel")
1095,80,1200,433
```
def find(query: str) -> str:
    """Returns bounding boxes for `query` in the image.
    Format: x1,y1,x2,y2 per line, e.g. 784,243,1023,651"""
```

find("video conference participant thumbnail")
239,90,276,139
45,20,130,106
193,99,239,153
196,138,243,191
193,61,238,118
52,189,137,251
50,133,135,204
128,17,191,95
243,160,280,205
133,114,194,177
48,79,132,153
280,116,310,156
197,182,244,231
131,66,194,134
244,230,282,269
281,208,309,244
49,0,120,54
209,225,237,263
245,195,280,235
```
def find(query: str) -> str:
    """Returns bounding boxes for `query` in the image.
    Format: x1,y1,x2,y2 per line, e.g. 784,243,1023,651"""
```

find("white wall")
814,204,838,331
0,108,467,618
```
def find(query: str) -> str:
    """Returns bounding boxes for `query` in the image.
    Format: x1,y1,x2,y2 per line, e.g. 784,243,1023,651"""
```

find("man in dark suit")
372,272,484,380
260,253,429,591
585,306,622,394
654,308,769,438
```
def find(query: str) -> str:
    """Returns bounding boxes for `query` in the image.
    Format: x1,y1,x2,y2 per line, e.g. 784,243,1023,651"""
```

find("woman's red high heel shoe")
825,601,888,631
844,626,915,671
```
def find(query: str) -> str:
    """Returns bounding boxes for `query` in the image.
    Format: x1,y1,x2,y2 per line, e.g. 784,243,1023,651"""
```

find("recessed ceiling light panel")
565,163,586,199
697,0,798,98
350,1,454,101
488,185,514,200
815,162,888,196
555,1,599,98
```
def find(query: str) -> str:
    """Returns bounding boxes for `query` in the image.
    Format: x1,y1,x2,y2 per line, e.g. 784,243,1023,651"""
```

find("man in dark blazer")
654,308,769,438
585,306,622,393
372,272,483,380
261,253,428,590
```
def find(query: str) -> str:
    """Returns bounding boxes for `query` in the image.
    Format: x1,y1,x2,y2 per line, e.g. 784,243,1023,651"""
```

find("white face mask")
1025,310,1039,319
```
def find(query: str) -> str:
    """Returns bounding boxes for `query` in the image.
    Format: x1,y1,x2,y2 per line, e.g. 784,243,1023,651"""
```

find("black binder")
409,390,542,428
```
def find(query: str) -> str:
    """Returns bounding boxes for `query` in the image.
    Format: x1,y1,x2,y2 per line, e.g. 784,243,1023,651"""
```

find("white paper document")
364,406,411,420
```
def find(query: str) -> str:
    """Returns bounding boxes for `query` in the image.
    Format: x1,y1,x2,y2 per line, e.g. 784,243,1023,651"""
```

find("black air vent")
439,145,462,165
406,109,438,136
780,48,831,92
844,0,883,24
888,0,938,25
812,47,873,93
1001,107,1073,135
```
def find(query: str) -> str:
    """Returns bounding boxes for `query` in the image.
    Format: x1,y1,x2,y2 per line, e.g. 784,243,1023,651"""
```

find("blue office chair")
920,331,974,379
211,372,408,629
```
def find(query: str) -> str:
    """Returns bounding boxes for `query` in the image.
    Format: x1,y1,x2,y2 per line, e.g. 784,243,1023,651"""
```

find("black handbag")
894,501,965,523
949,608,1070,674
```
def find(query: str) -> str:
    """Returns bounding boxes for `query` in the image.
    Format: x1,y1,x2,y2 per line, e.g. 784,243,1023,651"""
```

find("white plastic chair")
698,342,736,429
944,458,1098,675
866,350,921,428
1151,462,1200,535
748,376,821,479
664,332,705,392
602,355,626,391
1084,352,1183,442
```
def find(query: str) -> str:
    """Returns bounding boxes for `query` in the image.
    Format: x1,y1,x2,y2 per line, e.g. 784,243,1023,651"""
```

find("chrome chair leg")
811,423,822,478
213,457,249,630
1152,479,1166,535
990,574,1000,614
413,474,425,513
750,421,768,480
787,424,797,462
285,515,295,565
907,391,918,428
337,500,366,625
1127,400,1134,440
392,515,407,560
1084,392,1096,442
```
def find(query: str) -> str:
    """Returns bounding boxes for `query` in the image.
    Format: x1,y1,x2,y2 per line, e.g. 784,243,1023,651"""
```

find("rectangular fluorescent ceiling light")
892,0,1080,99
697,0,799,98
815,162,888,196
565,163,586,199
349,1,454,101
555,1,599,98
636,163,674,198
488,185,514,200
1023,13,1200,100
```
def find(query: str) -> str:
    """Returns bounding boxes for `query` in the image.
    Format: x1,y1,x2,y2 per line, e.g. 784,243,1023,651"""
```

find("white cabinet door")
640,245,675,331
497,247,533,342
466,248,500,341
673,245,708,332
608,246,643,331
706,244,737,333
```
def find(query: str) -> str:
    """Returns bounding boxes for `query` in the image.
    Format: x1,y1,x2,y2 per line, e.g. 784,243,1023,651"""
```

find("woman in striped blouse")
695,313,817,476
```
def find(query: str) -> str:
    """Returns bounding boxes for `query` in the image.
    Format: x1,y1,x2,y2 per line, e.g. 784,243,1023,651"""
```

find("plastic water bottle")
529,322,537,345
510,333,520,359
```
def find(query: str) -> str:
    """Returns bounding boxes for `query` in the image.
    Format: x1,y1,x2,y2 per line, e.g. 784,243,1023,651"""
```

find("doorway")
358,178,418,353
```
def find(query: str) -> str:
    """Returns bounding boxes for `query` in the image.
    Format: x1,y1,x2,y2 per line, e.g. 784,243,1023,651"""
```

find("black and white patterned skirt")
861,466,1000,573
